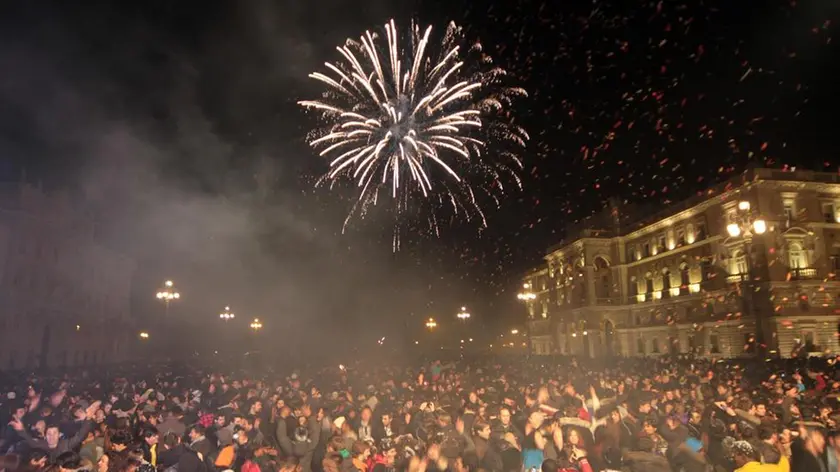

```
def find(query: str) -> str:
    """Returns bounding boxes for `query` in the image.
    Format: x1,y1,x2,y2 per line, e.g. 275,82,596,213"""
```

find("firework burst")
299,19,528,249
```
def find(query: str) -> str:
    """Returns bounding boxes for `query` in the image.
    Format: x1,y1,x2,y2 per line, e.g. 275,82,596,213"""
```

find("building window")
803,331,819,352
662,269,671,297
657,235,667,253
670,336,680,354
831,249,840,272
788,242,807,269
637,338,645,354
646,277,654,293
822,202,837,223
680,262,690,286
743,334,756,354
677,228,686,246
643,243,651,257
652,338,660,353
710,334,721,354
687,334,696,352
701,259,712,282
732,250,748,275
695,221,707,241
783,200,795,223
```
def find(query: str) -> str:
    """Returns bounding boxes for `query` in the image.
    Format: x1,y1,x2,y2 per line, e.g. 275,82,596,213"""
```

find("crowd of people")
0,354,838,472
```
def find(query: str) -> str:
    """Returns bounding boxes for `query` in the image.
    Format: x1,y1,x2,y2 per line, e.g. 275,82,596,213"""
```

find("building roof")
545,168,840,256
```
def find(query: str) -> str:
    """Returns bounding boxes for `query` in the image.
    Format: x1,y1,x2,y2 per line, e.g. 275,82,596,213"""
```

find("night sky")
0,0,837,350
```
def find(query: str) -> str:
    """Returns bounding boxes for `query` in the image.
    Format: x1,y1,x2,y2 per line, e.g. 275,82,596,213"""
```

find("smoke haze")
0,0,467,361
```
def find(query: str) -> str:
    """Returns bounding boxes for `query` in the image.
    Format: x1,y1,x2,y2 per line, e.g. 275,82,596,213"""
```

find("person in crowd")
188,423,214,460
138,425,159,467
6,354,840,471
8,401,98,462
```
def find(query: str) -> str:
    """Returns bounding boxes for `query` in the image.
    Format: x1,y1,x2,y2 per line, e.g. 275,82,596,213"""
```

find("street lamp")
457,307,471,321
219,306,236,322
516,283,537,356
155,280,181,317
726,199,772,357
250,318,263,331
139,331,150,339
511,329,519,335
517,283,537,301
425,318,437,330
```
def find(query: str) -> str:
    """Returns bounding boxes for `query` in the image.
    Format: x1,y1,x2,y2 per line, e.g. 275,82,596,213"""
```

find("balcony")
595,297,620,305
789,268,818,280
727,273,747,284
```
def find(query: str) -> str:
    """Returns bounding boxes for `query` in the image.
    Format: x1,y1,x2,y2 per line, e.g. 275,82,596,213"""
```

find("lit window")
789,242,807,269
823,203,837,223
731,250,748,275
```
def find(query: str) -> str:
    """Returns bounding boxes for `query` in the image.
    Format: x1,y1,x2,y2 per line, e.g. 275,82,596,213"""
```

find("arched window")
594,256,610,271
645,273,654,293
662,268,671,297
788,242,807,269
680,262,690,286
594,257,611,299
731,250,748,275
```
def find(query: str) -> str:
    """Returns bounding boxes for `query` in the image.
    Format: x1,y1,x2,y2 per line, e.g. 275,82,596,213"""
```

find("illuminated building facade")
523,168,840,358
0,181,135,369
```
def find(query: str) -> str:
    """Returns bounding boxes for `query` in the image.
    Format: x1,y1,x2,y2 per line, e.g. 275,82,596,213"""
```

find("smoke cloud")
0,0,438,361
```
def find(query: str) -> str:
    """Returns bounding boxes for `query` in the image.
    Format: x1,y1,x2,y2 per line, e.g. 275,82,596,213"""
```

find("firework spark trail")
299,19,528,246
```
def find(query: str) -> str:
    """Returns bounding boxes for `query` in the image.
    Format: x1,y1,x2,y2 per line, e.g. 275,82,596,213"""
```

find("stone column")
585,266,597,305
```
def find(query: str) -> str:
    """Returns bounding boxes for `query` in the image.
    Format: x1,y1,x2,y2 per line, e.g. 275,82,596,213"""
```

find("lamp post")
219,306,236,322
457,307,471,322
516,283,536,356
139,331,150,339
155,280,181,318
250,318,263,332
725,200,773,357
425,318,437,330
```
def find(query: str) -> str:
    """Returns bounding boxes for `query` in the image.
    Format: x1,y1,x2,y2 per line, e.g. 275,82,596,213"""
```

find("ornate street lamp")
425,318,437,330
155,280,181,317
219,306,236,322
516,283,536,356
725,200,773,357
457,307,471,322
517,283,537,301
250,318,263,332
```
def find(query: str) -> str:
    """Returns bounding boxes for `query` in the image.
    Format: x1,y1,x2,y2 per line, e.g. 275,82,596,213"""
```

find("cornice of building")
542,169,840,260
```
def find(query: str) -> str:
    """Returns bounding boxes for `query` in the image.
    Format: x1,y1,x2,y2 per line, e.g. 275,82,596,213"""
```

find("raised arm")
66,420,94,450
10,420,48,450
